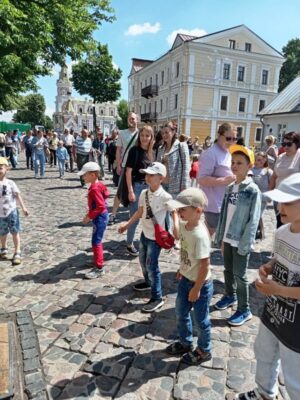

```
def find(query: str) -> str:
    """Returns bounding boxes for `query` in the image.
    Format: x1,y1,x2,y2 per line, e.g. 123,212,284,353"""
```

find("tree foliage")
13,94,46,126
117,100,129,129
71,43,122,130
0,0,115,111
279,38,300,92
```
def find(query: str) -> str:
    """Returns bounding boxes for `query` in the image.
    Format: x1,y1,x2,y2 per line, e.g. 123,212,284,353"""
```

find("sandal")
181,348,212,365
166,341,193,355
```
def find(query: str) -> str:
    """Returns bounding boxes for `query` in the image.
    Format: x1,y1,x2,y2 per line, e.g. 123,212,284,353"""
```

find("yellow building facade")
128,25,284,146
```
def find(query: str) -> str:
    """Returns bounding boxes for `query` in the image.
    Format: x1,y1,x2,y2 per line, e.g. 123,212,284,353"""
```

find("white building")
258,76,300,143
53,66,118,134
128,25,284,146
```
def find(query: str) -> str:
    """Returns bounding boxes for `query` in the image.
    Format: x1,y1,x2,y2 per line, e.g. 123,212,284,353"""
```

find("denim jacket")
214,177,261,256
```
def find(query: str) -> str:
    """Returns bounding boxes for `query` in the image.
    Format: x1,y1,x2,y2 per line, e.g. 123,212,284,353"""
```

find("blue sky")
2,0,300,120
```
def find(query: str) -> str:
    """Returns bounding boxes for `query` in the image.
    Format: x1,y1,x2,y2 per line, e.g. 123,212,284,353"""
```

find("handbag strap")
121,131,138,164
145,190,154,219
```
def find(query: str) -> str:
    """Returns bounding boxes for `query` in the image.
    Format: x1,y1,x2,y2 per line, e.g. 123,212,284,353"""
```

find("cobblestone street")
0,157,289,400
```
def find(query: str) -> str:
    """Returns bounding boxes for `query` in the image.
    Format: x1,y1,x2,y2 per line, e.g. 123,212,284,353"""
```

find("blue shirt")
56,147,69,161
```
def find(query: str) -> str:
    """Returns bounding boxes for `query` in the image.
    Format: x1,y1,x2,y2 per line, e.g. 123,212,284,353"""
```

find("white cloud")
0,111,15,122
125,22,160,36
166,28,207,46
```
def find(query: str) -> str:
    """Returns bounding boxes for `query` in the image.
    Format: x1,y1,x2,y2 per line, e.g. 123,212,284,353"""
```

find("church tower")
55,65,72,113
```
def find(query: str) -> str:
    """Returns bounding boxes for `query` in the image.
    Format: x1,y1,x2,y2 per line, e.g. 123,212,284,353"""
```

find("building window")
160,99,163,112
255,128,262,142
132,85,134,96
239,98,246,112
237,127,243,138
229,39,236,49
154,101,157,112
139,105,141,115
174,94,178,110
145,79,147,87
149,103,151,113
161,70,164,85
238,66,245,82
220,95,228,111
79,107,83,114
150,77,152,85
100,109,104,115
110,109,114,116
245,42,252,52
262,70,269,85
259,99,266,112
144,104,146,113
176,62,180,78
223,63,230,80
140,82,142,91
155,74,158,85
166,97,168,110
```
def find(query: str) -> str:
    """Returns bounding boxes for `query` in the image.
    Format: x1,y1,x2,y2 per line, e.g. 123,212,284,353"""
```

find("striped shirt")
75,136,92,155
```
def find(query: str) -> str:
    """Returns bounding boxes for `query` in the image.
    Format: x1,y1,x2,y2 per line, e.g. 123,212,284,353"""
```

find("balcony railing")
141,84,158,98
140,112,157,122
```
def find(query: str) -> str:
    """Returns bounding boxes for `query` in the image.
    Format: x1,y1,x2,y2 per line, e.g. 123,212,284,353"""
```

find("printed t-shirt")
261,224,300,352
0,179,20,218
223,184,239,247
198,143,232,213
138,187,172,241
179,220,211,282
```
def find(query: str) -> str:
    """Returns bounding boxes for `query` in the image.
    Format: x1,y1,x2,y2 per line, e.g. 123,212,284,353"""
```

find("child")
56,140,69,178
165,188,213,365
118,162,173,313
78,161,109,279
0,157,29,265
229,173,300,400
214,145,261,326
189,155,199,187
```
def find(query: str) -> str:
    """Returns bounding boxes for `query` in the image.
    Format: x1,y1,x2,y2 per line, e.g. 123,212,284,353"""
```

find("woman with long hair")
156,121,190,198
124,125,154,256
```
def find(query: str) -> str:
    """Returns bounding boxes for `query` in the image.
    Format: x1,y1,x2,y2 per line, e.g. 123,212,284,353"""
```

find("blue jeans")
254,323,300,400
127,181,148,245
139,232,162,300
175,277,213,352
34,151,46,176
58,159,66,176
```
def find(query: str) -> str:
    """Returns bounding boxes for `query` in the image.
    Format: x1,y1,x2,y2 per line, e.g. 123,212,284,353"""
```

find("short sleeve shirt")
125,146,151,182
179,220,211,282
274,149,300,187
198,143,232,213
116,129,138,167
0,179,20,217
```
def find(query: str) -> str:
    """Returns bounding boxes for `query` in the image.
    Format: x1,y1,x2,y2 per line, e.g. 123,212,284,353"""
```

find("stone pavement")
0,157,290,400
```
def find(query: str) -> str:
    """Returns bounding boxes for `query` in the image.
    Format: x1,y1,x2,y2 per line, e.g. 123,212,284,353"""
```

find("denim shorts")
0,209,20,236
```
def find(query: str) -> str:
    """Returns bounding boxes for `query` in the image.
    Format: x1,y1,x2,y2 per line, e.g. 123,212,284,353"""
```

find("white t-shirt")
116,129,138,167
0,179,20,217
223,184,239,247
179,220,211,282
138,187,172,240
274,149,300,187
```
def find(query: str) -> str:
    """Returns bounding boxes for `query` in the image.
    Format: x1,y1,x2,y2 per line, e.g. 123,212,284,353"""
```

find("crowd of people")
1,113,300,400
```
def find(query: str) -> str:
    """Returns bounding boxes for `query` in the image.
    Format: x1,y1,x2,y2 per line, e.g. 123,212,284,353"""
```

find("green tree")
13,94,46,126
71,43,122,131
43,115,54,131
279,38,300,91
0,0,115,111
117,100,129,129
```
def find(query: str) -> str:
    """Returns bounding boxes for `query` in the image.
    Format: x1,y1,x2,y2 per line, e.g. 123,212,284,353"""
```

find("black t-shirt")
125,146,151,183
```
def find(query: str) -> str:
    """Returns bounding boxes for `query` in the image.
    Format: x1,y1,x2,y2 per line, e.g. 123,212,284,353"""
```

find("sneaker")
108,214,117,225
215,295,237,310
12,252,22,265
225,388,264,400
142,298,164,313
181,348,212,365
227,310,253,327
127,245,139,256
166,341,193,355
0,248,8,259
85,268,105,279
133,282,151,291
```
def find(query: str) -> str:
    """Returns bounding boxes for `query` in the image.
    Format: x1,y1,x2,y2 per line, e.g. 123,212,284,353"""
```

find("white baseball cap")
77,162,100,176
140,162,167,177
264,173,300,203
167,188,208,209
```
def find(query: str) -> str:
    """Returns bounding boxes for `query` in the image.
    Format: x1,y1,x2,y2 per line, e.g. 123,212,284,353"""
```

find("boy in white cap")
118,162,173,313
228,173,300,400
165,188,213,365
0,157,29,265
78,162,109,279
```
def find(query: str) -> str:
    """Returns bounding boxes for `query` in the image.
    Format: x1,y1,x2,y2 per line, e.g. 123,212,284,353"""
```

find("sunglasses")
224,136,238,142
281,142,293,148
